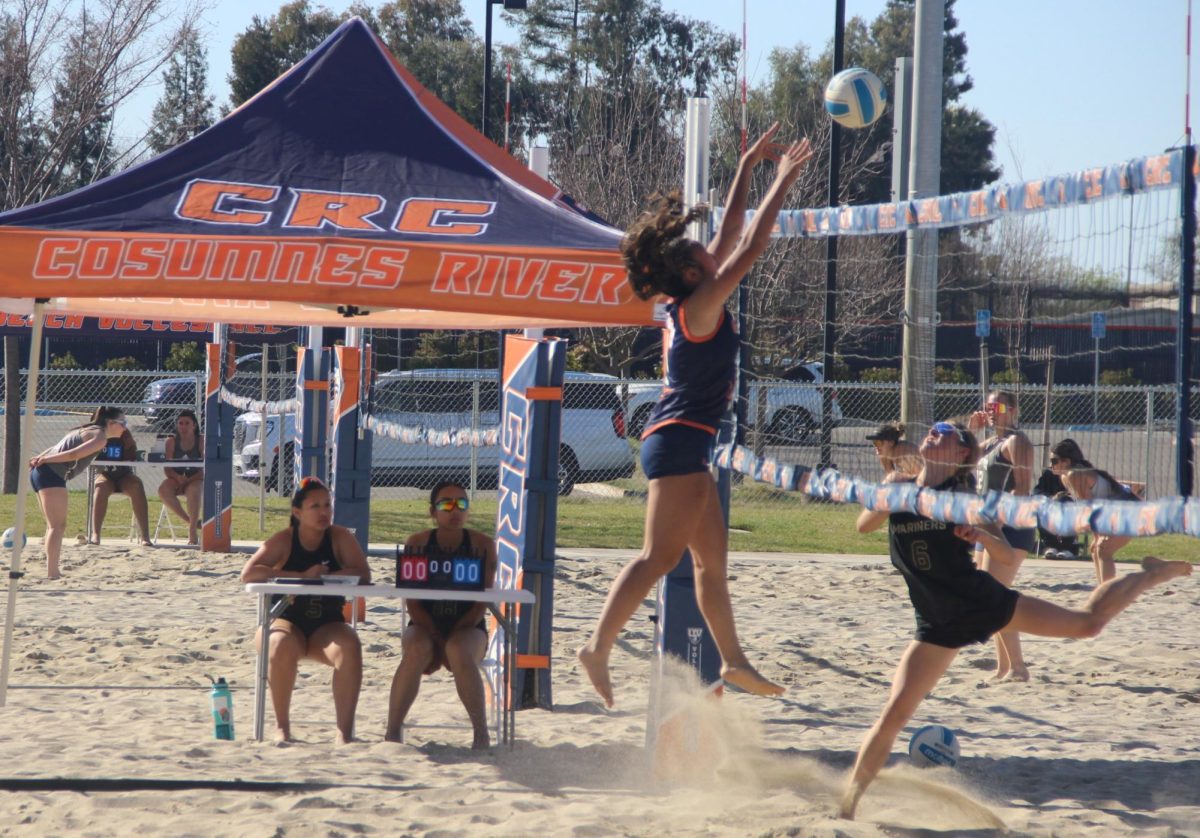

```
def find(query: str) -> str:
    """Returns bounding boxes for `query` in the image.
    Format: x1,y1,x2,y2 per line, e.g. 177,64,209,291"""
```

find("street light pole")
482,0,526,141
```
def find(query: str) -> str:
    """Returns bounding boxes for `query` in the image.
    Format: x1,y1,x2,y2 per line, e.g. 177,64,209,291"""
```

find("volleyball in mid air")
824,67,888,129
909,724,960,768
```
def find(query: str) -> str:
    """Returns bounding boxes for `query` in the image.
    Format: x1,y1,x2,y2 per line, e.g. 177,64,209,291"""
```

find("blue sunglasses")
931,422,966,444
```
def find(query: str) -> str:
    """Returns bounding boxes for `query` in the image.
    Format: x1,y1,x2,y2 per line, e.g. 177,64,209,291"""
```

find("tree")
148,23,214,153
0,0,201,211
165,341,205,371
227,0,343,107
511,0,740,375
49,17,117,190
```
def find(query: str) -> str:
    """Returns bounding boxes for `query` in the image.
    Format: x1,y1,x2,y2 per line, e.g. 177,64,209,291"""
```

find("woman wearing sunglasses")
578,125,814,708
240,476,371,744
28,406,128,579
386,480,497,749
840,421,1190,820
968,389,1036,682
1050,438,1139,583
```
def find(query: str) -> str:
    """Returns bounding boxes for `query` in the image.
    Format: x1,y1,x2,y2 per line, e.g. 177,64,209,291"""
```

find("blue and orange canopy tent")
0,17,657,330
0,18,660,704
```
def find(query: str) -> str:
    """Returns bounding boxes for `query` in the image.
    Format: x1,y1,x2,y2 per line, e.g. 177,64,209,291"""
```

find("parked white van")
233,368,635,495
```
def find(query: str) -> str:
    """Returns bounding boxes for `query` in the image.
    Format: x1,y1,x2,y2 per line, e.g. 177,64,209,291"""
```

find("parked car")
233,369,635,496
620,361,842,443
141,353,286,432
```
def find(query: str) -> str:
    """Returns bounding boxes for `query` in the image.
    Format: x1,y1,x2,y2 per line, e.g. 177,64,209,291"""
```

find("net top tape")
720,148,1188,238
715,444,1200,539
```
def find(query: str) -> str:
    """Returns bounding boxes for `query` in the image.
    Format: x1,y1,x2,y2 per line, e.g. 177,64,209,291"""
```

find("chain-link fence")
2,367,1192,503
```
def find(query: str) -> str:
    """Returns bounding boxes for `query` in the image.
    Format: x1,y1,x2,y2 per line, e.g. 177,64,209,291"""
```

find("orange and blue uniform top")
641,301,738,439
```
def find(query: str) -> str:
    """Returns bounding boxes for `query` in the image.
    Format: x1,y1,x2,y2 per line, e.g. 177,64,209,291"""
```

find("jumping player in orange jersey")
577,124,813,707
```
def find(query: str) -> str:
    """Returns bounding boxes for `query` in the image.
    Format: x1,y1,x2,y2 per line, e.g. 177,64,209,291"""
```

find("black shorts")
915,588,1021,649
277,612,347,639
413,616,488,641
640,423,715,479
30,465,66,491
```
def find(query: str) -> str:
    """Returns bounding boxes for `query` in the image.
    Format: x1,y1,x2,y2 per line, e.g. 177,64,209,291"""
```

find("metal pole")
1093,338,1100,425
482,0,495,140
1145,388,1155,498
899,0,945,434
819,0,845,470
258,342,268,532
0,301,46,705
1176,141,1196,496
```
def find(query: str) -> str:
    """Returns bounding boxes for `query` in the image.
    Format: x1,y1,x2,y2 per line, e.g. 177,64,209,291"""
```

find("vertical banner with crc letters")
201,342,236,552
294,346,330,488
489,334,565,711
331,345,371,553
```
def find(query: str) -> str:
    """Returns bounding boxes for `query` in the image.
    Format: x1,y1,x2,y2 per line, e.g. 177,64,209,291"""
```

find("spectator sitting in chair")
865,422,922,478
91,426,152,547
157,410,204,545
385,480,498,750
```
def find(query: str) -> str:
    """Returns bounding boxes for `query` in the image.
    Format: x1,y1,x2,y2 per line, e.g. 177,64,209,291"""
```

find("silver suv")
621,361,841,443
234,368,635,495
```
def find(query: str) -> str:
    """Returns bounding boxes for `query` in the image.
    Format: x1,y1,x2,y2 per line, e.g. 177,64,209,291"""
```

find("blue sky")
168,0,1196,190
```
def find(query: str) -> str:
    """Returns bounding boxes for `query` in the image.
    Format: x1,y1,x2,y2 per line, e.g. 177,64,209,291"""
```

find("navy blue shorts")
30,465,66,492
975,525,1036,556
640,423,715,479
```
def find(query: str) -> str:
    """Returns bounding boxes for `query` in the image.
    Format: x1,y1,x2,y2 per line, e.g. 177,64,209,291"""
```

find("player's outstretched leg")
577,474,702,707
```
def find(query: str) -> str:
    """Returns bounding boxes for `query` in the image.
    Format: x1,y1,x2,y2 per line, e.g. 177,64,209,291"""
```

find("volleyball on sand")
823,67,888,129
909,724,960,768
2,527,26,550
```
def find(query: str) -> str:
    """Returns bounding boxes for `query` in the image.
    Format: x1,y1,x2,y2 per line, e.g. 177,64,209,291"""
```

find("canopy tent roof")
0,18,658,329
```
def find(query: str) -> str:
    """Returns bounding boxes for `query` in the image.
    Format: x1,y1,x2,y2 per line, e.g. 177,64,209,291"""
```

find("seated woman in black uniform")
239,477,371,744
385,480,497,749
839,421,1191,820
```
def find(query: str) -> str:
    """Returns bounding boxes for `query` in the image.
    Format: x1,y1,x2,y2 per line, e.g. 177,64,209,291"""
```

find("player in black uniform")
386,481,498,749
240,477,371,744
839,421,1191,820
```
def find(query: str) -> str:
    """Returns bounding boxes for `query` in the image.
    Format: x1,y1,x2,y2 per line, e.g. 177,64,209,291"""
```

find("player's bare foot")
577,644,614,707
1003,667,1030,682
273,727,293,743
1142,555,1192,581
472,727,491,750
721,663,785,697
335,730,355,745
384,726,403,743
838,784,864,820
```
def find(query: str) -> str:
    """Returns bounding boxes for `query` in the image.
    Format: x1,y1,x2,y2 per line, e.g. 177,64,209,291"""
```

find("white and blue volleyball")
823,67,887,129
909,724,960,768
1,527,26,550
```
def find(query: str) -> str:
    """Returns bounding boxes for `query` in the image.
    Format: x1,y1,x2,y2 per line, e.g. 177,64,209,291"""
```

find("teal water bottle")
209,677,234,740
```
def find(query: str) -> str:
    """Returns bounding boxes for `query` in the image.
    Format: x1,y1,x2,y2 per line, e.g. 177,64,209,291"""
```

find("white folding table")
244,582,536,745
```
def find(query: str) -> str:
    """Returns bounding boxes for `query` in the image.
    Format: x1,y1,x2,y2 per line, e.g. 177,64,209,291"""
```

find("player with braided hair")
578,124,813,707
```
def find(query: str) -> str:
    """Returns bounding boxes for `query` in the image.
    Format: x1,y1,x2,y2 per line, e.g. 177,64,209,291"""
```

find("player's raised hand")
775,137,814,185
743,122,786,166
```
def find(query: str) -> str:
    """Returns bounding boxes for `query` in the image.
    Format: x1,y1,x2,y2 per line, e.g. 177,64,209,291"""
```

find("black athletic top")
276,528,344,627
888,475,1019,647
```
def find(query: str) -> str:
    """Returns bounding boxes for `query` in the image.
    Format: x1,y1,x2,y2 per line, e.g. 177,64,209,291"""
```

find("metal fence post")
1145,389,1154,497
470,378,480,501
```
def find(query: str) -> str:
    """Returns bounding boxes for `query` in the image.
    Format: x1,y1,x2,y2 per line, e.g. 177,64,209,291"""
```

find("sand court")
0,543,1198,835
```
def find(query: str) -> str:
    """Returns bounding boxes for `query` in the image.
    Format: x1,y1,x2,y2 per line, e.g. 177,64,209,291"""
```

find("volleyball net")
715,146,1194,502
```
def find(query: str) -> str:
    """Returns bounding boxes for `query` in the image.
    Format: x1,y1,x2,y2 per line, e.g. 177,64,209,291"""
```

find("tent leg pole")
0,300,47,706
